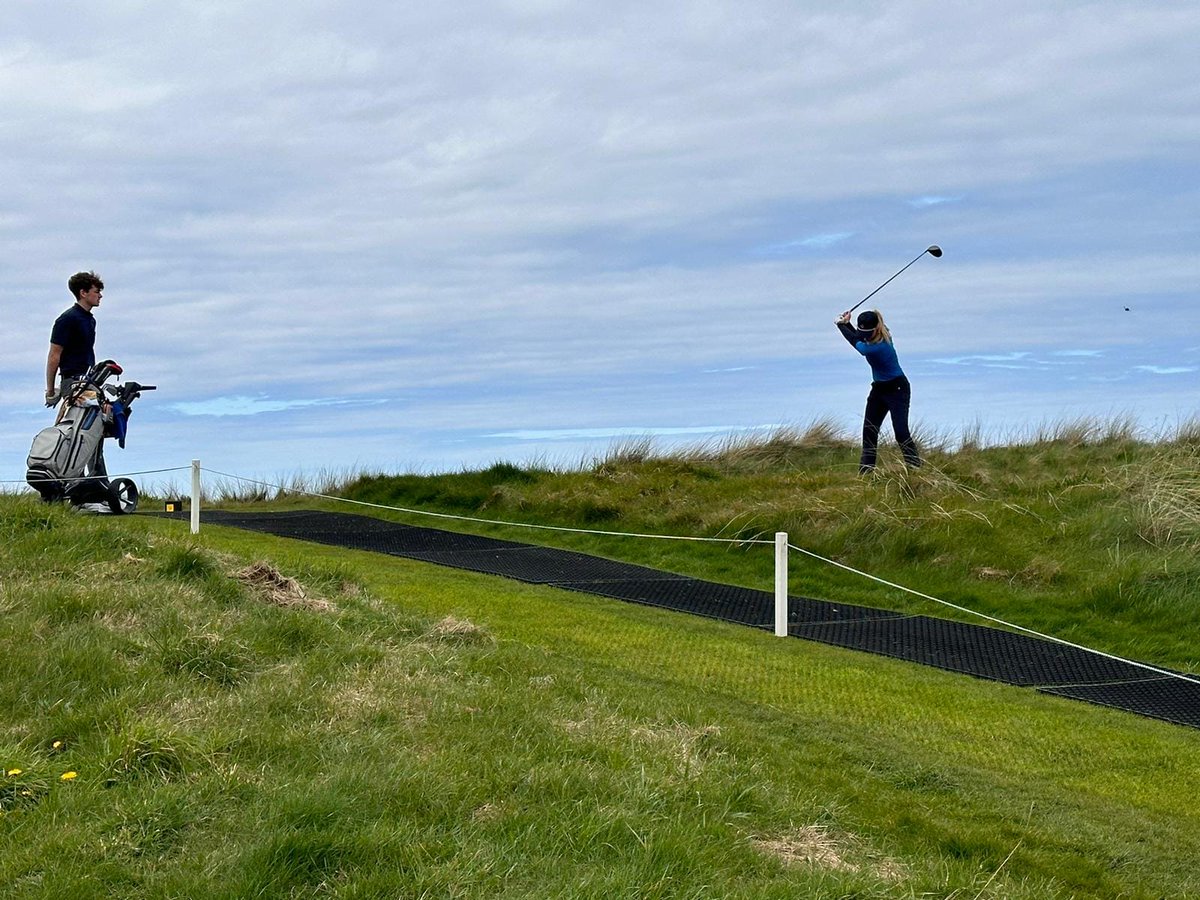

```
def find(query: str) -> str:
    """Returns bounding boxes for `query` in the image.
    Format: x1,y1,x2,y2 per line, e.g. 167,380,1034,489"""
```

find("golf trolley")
26,359,156,514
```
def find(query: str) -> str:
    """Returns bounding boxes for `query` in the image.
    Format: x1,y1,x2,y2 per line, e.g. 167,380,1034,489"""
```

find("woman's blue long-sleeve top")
837,322,905,382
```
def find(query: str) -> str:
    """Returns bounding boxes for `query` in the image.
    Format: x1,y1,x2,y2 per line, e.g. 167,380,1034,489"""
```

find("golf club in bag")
26,359,156,514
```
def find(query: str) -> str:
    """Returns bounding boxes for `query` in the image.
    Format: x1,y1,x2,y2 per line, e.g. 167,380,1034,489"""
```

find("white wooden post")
774,532,788,636
190,459,201,534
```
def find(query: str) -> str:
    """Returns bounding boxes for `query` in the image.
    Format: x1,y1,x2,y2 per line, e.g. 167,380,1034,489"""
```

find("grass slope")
3,456,1200,897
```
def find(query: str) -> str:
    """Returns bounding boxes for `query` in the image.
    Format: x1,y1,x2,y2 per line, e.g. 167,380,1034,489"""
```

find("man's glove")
44,389,59,408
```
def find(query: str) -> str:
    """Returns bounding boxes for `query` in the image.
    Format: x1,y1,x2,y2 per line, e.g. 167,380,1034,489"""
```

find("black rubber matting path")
177,509,1200,730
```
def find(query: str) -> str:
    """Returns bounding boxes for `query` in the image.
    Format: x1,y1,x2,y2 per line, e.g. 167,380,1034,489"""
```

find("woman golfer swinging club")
836,308,922,474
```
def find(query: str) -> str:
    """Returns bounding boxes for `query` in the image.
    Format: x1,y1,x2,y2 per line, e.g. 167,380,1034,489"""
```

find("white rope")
3,466,192,485
787,542,1200,688
202,468,772,546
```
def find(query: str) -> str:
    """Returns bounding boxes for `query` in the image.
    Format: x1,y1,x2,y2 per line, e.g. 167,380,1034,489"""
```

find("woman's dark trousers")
860,375,921,472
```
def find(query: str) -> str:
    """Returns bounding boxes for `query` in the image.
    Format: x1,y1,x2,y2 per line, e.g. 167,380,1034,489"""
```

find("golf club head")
926,245,942,257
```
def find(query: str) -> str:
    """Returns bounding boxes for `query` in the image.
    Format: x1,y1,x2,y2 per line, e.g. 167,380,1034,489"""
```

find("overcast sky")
2,1,1197,490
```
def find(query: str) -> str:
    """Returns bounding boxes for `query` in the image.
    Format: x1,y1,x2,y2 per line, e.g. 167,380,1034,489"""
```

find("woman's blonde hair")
863,309,892,344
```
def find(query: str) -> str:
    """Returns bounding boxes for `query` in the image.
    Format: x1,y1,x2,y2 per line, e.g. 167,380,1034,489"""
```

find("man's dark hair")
68,271,104,299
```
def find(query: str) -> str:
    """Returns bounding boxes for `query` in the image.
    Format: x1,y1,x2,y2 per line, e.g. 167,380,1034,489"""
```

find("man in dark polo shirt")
45,271,103,407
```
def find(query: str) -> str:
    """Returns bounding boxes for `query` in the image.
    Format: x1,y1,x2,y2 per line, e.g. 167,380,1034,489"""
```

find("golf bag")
26,359,156,514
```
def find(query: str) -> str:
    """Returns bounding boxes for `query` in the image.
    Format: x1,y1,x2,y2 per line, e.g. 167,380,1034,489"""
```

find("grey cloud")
2,1,1198,481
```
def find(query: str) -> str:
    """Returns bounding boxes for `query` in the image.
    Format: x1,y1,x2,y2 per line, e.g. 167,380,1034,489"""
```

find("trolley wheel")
108,478,139,515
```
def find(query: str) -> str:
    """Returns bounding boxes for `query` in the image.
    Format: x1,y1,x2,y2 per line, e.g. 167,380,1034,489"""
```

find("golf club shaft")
847,249,931,314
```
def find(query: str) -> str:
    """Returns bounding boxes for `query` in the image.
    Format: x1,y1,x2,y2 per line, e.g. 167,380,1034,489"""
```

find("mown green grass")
3,473,1200,897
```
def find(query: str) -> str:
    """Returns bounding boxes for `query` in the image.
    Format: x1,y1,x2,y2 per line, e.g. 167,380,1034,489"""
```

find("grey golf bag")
26,359,155,514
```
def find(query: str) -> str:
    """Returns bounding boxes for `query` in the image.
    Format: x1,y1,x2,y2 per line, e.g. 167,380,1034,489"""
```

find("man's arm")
45,344,62,405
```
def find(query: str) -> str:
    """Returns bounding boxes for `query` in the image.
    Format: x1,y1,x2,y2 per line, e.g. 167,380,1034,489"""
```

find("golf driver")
847,245,942,315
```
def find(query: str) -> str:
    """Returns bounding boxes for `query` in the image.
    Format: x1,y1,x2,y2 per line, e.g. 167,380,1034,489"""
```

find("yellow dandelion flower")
52,741,64,751
60,771,78,781
5,768,21,777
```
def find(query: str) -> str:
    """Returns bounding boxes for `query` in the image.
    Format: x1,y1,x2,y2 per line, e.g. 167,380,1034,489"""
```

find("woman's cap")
856,310,879,331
